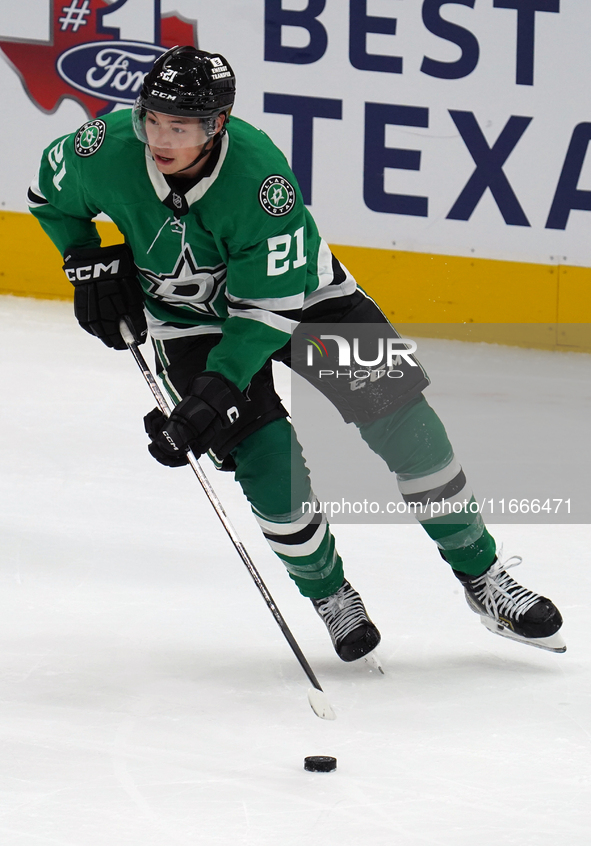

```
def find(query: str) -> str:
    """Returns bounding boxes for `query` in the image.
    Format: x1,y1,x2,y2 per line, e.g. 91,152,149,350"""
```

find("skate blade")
480,617,566,653
363,650,385,674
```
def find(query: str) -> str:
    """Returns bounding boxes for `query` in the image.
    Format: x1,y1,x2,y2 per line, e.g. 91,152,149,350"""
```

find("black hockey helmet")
137,45,235,118
132,46,235,170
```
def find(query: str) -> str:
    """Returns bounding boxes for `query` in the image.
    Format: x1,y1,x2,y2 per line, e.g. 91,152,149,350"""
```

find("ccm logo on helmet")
64,259,121,282
151,89,176,101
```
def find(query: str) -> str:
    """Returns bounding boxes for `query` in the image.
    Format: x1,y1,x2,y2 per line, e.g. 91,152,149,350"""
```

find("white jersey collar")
144,132,229,206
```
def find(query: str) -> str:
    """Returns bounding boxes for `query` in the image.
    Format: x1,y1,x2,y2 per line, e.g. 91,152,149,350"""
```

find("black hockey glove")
144,372,245,467
63,243,147,350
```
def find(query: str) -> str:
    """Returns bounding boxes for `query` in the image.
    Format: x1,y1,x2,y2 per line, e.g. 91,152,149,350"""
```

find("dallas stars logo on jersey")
74,120,106,157
259,175,296,216
138,243,227,318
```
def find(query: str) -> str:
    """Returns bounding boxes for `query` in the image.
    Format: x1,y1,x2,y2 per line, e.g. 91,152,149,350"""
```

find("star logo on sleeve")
74,119,106,156
259,175,296,216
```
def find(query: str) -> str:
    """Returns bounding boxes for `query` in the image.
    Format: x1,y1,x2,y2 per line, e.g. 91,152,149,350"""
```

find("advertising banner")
2,0,591,268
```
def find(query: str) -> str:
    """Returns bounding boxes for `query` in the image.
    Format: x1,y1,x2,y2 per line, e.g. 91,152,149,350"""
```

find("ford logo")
56,41,167,104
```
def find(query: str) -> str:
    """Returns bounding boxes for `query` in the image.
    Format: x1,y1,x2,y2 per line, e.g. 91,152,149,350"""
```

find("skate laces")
314,582,369,643
471,551,541,621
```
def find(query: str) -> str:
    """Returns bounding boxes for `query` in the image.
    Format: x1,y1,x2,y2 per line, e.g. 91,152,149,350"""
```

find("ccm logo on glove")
64,259,121,282
144,372,246,467
62,243,147,350
161,429,180,451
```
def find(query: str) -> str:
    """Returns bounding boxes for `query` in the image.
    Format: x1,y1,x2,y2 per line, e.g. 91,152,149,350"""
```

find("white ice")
1,295,590,845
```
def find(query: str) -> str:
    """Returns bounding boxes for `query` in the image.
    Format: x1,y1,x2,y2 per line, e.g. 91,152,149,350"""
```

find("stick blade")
308,687,336,720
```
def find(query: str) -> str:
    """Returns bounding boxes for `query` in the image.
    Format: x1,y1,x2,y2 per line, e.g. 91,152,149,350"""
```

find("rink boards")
1,209,589,352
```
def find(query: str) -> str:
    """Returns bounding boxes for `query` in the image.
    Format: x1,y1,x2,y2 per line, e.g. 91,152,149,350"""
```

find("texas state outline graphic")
0,0,197,117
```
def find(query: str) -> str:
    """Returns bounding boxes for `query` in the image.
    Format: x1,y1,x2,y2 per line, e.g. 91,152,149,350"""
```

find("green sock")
358,395,496,576
232,419,344,598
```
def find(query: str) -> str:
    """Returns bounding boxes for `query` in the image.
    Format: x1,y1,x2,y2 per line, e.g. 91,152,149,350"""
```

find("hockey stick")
119,319,335,720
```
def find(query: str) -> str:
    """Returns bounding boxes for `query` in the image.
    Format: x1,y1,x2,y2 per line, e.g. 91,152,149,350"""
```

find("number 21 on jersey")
267,227,306,276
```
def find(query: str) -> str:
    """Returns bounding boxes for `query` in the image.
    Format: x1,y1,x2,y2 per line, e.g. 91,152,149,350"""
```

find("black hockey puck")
304,756,337,772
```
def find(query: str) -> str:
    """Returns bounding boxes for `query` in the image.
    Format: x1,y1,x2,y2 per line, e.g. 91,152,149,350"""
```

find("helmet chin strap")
173,127,225,176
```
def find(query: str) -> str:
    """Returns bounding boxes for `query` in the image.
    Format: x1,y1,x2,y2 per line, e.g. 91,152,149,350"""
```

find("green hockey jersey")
28,109,356,390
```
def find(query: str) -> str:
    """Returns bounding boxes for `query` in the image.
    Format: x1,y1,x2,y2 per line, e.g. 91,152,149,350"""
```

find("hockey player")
28,46,565,660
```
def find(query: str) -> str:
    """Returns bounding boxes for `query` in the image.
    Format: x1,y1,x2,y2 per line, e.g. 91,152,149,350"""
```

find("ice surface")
1,296,589,845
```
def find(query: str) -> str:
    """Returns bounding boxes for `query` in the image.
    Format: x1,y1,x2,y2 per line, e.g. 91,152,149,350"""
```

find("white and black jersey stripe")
225,241,356,335
303,240,356,309
226,290,304,335
146,314,223,342
27,171,48,209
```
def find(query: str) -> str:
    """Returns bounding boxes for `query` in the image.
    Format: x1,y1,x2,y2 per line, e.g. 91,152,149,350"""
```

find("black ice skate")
455,554,566,653
312,580,381,662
